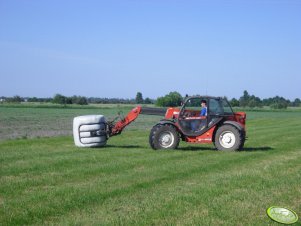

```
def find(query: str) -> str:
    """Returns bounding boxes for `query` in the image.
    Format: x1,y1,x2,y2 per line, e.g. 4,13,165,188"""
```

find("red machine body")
163,106,246,144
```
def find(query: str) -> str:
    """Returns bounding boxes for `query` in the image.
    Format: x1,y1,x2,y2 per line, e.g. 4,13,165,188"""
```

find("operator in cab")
190,99,207,132
200,100,207,116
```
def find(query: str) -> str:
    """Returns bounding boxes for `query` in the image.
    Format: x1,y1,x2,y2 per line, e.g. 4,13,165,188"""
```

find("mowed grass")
1,108,301,225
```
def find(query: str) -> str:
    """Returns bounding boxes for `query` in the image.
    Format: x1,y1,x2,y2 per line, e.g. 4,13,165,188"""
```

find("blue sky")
0,0,300,100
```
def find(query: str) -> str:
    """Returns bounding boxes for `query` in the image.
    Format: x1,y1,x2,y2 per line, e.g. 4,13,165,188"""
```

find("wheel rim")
219,131,236,149
159,131,175,148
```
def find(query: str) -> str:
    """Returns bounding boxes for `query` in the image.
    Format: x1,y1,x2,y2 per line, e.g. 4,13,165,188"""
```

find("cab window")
222,99,234,115
184,98,202,111
209,98,223,115
208,98,233,115
181,98,207,117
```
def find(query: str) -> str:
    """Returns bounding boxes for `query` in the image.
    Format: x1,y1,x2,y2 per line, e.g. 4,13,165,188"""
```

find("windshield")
208,98,234,115
222,99,234,115
182,97,234,116
183,98,204,111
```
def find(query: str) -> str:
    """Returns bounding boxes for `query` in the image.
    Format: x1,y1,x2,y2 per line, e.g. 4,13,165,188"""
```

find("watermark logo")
267,206,298,224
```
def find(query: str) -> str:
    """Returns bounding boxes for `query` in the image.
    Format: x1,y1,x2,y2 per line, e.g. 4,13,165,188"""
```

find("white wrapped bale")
80,136,107,144
73,115,107,147
79,124,104,132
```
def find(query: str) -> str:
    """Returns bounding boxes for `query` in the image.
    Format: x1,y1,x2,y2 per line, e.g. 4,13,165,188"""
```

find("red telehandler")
106,96,246,151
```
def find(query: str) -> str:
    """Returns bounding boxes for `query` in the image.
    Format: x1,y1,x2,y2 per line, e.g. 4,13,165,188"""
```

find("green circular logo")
267,206,298,224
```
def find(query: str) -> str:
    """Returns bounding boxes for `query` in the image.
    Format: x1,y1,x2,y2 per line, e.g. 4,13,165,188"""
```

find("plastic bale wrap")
73,115,107,147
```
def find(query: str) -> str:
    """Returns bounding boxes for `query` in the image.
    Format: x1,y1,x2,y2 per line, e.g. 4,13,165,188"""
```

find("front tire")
149,124,179,150
214,125,243,151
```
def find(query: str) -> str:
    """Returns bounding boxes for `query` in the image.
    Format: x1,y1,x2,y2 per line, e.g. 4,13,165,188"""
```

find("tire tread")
149,124,179,150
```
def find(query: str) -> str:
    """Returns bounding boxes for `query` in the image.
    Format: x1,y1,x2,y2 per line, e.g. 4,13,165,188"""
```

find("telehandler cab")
148,96,246,151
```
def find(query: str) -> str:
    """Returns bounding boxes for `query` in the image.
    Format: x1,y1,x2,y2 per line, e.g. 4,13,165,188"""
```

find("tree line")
1,90,300,109
229,90,301,109
156,90,301,109
0,93,155,105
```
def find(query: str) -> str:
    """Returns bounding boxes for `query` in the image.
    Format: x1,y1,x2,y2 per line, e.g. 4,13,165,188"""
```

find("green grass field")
1,105,301,225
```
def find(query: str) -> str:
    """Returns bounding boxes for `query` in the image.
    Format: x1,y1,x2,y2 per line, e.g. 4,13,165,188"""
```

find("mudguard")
156,119,177,126
223,120,245,132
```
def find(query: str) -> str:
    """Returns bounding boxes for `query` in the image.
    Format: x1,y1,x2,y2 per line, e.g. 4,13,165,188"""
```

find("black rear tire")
238,130,246,150
214,125,244,151
149,124,179,150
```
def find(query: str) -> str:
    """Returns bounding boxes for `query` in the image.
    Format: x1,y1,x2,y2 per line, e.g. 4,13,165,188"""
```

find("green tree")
292,98,301,107
239,90,250,107
65,97,73,104
270,96,288,109
76,96,88,105
135,92,144,104
7,95,22,103
249,95,262,108
28,97,38,102
156,91,183,107
230,98,239,107
144,97,153,104
52,94,66,105
238,91,262,108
